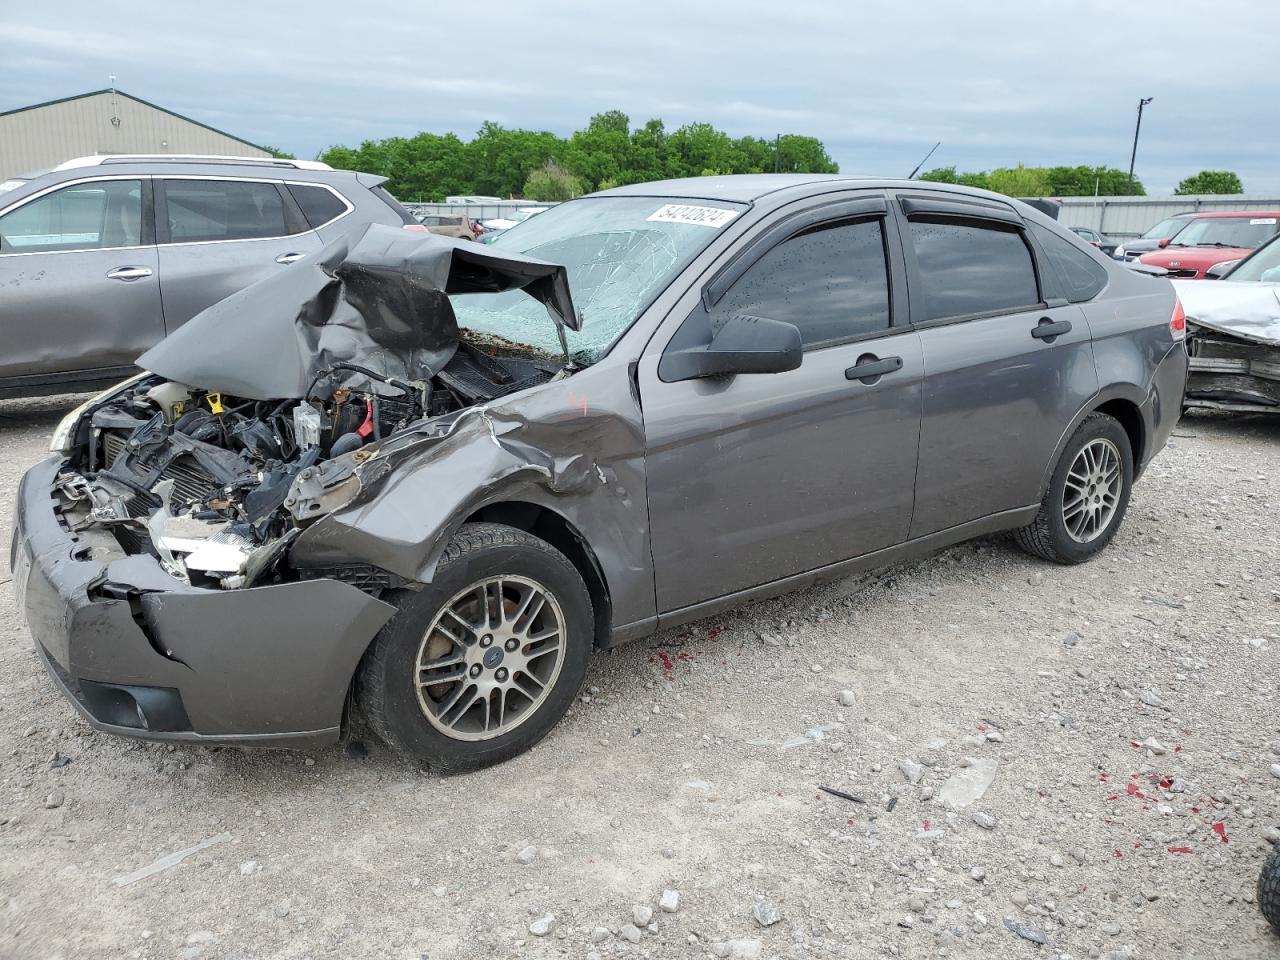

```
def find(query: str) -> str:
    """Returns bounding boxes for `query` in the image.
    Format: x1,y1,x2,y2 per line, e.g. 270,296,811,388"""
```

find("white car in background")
480,206,549,233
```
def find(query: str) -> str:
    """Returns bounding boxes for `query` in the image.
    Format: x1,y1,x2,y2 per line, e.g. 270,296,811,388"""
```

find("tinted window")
164,179,293,242
370,185,416,225
908,219,1039,321
712,218,891,347
1031,224,1108,302
287,183,348,228
0,180,142,253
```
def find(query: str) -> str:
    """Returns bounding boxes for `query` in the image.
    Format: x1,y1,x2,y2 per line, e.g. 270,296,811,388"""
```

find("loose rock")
528,914,556,937
751,898,781,927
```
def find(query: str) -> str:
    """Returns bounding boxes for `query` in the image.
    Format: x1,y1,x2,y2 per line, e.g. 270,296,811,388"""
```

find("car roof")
1189,210,1280,219
587,174,1076,217
0,157,380,206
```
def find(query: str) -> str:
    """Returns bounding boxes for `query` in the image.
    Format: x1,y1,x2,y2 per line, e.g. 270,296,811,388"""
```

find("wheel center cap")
482,647,504,669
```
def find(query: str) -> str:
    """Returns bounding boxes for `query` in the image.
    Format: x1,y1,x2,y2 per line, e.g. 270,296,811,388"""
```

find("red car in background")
1139,211,1280,278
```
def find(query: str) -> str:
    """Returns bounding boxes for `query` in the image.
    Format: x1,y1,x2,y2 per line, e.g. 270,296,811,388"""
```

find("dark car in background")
1070,226,1120,258
0,154,426,398
1114,213,1195,262
1138,211,1280,279
12,175,1188,772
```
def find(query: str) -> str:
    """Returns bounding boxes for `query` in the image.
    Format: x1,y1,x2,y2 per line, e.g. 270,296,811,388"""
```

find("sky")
3,0,1277,195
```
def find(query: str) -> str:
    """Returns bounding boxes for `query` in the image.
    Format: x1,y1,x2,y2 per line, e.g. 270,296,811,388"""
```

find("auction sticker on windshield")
1250,218,1277,225
647,204,738,228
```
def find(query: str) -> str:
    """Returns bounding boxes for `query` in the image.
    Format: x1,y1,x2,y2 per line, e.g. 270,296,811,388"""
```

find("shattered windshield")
451,196,746,363
1227,236,1280,282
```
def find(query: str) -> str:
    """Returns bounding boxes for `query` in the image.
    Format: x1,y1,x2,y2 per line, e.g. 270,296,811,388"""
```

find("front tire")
1013,412,1133,565
1259,847,1280,935
357,523,593,773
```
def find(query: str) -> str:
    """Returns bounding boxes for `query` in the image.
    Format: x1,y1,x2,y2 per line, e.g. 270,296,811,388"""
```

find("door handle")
1031,317,1073,342
275,252,306,264
105,266,153,282
845,354,903,384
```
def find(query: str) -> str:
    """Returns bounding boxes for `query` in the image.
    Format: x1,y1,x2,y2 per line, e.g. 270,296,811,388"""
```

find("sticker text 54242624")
646,204,738,228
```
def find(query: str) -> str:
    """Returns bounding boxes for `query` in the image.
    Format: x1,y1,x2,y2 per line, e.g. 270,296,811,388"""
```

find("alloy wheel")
1062,438,1123,543
414,576,566,741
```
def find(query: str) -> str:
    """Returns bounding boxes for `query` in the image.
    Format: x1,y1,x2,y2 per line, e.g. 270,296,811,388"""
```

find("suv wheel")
1013,412,1134,564
357,523,593,772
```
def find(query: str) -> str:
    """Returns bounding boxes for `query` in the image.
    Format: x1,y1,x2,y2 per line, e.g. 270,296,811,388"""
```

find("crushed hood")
139,223,578,400
1172,279,1280,346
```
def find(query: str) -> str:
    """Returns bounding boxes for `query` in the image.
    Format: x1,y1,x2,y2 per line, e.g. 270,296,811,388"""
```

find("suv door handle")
1031,317,1073,342
105,266,153,282
845,354,903,383
275,252,306,264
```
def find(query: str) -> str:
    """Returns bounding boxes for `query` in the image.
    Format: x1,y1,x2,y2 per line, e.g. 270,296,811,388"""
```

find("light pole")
1128,97,1153,184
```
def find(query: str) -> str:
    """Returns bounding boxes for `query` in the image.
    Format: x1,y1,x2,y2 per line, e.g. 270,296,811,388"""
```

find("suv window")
712,218,891,347
0,179,143,254
164,179,297,243
1032,224,1108,302
287,183,348,228
908,219,1039,321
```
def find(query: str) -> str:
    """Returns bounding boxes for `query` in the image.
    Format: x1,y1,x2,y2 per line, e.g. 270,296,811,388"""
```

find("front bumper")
11,455,395,747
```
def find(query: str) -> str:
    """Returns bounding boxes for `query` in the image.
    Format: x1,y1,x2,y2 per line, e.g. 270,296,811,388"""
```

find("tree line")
318,110,838,202
919,164,1245,197
311,113,1248,201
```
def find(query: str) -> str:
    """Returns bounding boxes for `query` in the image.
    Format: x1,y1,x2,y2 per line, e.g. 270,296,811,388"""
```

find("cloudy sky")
4,0,1277,195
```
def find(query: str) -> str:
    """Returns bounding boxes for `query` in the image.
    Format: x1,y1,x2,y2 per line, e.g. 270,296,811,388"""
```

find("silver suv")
0,155,422,398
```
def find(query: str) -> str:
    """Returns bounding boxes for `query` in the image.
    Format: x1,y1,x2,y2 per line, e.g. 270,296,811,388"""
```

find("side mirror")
1205,260,1238,280
663,314,802,382
1158,238,1171,248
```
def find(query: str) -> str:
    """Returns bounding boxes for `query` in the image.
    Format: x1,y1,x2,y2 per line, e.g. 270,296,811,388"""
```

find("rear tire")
1013,412,1133,565
356,523,593,773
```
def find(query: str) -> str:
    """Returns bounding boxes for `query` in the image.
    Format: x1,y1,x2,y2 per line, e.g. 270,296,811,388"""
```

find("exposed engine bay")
57,344,564,591
51,222,581,592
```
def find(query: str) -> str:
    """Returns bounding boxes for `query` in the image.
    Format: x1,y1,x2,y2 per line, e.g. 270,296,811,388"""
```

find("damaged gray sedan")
12,176,1188,771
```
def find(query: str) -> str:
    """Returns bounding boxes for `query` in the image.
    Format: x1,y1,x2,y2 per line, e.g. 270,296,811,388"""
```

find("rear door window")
907,219,1039,321
711,218,892,347
287,183,349,229
0,179,143,253
1032,224,1108,302
163,179,299,242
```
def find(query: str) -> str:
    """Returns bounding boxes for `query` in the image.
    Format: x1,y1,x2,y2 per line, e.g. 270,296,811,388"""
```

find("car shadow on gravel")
0,393,94,431
1178,409,1280,441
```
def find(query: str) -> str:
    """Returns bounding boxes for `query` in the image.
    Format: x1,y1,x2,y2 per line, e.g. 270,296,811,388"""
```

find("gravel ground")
1,394,1278,960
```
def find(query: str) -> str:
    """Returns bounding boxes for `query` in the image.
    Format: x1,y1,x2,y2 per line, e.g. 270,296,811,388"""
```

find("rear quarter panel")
1074,268,1184,474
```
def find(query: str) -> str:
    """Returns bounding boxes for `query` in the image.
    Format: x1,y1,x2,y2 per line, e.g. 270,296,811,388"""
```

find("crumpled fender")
288,366,655,634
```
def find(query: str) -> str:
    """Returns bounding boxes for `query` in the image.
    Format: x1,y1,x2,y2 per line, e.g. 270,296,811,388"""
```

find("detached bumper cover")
11,455,395,746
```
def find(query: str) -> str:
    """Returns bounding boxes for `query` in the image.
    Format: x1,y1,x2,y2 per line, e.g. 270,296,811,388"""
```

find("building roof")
0,89,271,154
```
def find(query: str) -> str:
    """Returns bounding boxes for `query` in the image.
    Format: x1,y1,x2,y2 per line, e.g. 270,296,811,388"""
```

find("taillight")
1170,298,1186,340
403,223,430,233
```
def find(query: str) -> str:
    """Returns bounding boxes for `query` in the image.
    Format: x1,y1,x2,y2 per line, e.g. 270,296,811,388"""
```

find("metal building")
0,89,271,179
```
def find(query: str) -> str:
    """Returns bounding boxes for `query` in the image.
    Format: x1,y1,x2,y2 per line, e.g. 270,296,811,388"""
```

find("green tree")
1175,170,1244,195
986,164,1052,197
919,166,992,190
523,161,585,202
775,135,838,174
320,111,842,200
260,145,294,159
